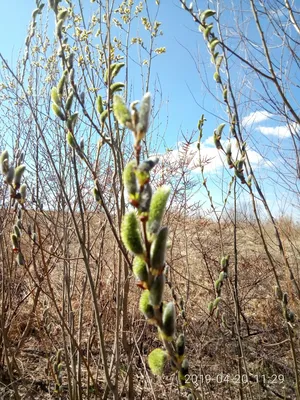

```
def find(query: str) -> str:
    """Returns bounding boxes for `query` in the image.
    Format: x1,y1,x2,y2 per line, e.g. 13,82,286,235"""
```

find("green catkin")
57,9,68,21
110,82,125,93
11,234,19,250
136,92,151,140
162,301,176,339
66,132,76,149
209,38,219,52
113,95,131,126
17,252,25,266
176,334,185,357
52,104,65,120
147,186,170,234
149,273,165,308
139,290,154,319
51,87,61,106
132,256,148,282
13,165,26,189
96,95,103,114
208,301,214,314
105,62,125,83
200,9,216,23
66,112,78,131
55,19,64,38
179,359,189,386
100,109,108,125
57,70,67,95
0,150,9,174
150,226,168,274
213,72,221,83
14,225,21,238
203,24,213,40
121,212,144,256
123,160,137,199
92,187,101,203
5,166,15,184
213,297,221,308
148,348,167,376
65,90,74,111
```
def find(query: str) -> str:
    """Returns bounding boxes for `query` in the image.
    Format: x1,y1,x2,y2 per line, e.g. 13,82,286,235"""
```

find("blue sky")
0,1,299,218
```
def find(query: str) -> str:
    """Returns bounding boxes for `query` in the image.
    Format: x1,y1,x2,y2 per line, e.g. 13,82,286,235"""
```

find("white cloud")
242,111,272,126
257,123,299,138
158,139,268,175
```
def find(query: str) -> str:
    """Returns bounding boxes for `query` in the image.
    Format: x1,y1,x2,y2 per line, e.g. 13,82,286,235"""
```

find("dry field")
0,207,299,399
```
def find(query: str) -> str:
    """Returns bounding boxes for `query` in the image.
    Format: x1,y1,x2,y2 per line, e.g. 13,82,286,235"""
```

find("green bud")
176,334,185,357
110,82,125,94
133,256,148,282
209,38,219,52
92,187,101,203
213,131,222,149
113,95,131,126
219,271,226,281
65,90,74,111
11,234,19,250
207,301,214,314
150,227,168,274
149,273,165,308
215,279,222,292
57,70,67,96
223,86,228,102
235,169,246,184
14,225,21,238
180,359,189,377
123,160,137,198
67,112,78,130
200,9,216,23
57,9,68,21
216,123,226,137
213,297,221,308
17,252,25,266
52,104,65,120
203,24,213,41
121,212,144,256
50,88,61,107
32,8,40,20
100,109,108,125
0,150,9,174
162,301,176,339
13,165,25,189
96,95,103,114
55,19,64,39
19,184,26,204
139,290,154,319
213,71,221,83
147,186,170,234
67,53,74,69
105,62,125,83
148,348,167,376
66,132,76,149
136,92,151,140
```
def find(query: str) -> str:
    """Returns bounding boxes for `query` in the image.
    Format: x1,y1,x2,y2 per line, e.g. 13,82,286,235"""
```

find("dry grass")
0,208,299,399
